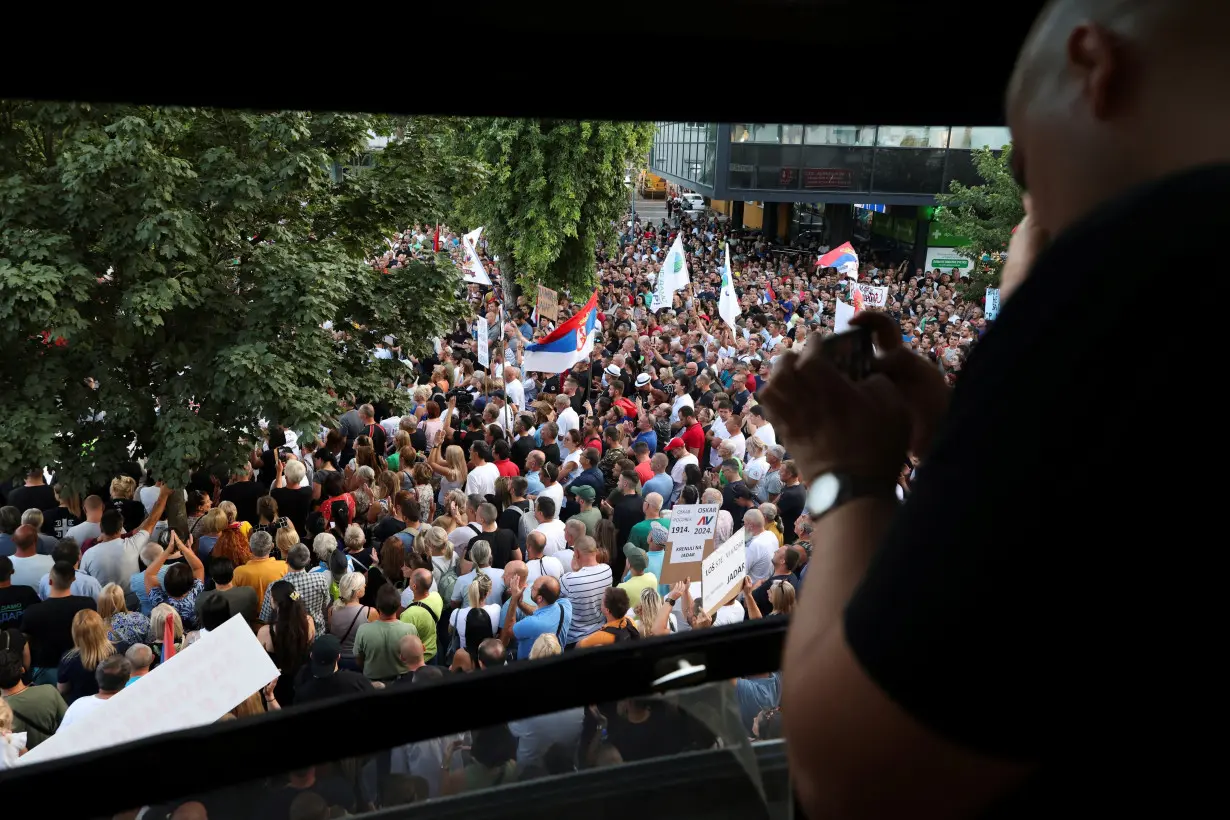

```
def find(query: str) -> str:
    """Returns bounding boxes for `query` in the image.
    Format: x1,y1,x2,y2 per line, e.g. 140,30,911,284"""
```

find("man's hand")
760,328,909,483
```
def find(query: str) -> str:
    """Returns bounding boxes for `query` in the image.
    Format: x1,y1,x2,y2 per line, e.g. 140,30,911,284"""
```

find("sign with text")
659,503,720,584
19,615,277,766
476,316,489,368
985,287,1001,321
857,284,889,308
702,528,747,615
536,284,559,323
803,168,854,189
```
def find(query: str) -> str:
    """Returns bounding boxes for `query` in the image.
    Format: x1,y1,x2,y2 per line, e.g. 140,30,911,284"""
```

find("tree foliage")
934,144,1022,294
460,119,654,295
0,102,476,493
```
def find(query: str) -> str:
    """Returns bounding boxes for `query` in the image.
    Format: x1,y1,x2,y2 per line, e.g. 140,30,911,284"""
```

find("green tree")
0,102,476,493
934,144,1022,294
461,119,654,296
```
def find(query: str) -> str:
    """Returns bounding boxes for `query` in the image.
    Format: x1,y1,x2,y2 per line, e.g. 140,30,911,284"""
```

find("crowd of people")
0,200,970,816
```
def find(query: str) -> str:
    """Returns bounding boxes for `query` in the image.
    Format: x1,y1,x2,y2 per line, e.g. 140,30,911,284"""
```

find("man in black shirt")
764,3,1229,818
774,461,807,543
465,503,519,570
6,470,56,516
220,464,265,528
20,562,96,684
295,635,374,706
0,556,40,629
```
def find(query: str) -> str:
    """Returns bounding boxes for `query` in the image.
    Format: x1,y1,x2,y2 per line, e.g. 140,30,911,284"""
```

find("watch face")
808,473,840,516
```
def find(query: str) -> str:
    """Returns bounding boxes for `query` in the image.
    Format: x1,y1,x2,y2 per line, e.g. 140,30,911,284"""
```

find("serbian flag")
818,242,860,280
433,224,440,252
521,290,599,374
762,279,777,304
161,615,177,664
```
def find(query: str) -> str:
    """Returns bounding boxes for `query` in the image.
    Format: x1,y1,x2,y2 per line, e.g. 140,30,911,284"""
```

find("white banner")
461,226,492,286
985,287,1000,321
476,316,489,368
834,299,855,334
857,284,889,308
651,235,690,312
701,528,747,615
19,615,276,766
667,503,720,565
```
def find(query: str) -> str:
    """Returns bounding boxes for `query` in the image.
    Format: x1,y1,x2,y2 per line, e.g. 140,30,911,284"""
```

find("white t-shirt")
80,530,151,589
752,423,777,447
745,457,770,488
670,393,694,424
465,462,500,498
745,531,778,584
504,379,525,411
670,454,699,502
449,604,501,649
59,694,111,730
554,548,576,573
556,407,580,439
671,582,745,632
64,520,101,548
538,482,565,511
709,418,733,468
724,432,747,462
526,555,565,585
534,520,568,556
9,554,54,589
448,523,483,556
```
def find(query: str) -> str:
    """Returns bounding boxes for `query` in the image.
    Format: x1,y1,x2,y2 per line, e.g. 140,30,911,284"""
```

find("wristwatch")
806,472,897,520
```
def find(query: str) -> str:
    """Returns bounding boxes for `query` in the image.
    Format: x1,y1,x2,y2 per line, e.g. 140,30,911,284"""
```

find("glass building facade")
649,123,1012,205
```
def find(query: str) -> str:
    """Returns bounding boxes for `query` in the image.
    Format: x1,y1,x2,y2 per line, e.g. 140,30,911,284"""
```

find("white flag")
651,235,690,312
476,316,489,368
718,242,741,332
834,299,855,334
461,226,492,286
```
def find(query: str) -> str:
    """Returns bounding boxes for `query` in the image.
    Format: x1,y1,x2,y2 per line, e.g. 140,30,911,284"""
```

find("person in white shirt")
503,366,525,413
560,536,613,646
532,497,568,556
81,485,172,589
524,531,564,584
59,654,131,730
708,400,735,469
666,438,699,506
747,406,777,447
464,442,500,498
722,415,747,463
670,378,695,425
6,526,53,588
554,394,579,440
64,495,105,549
450,542,505,607
741,510,777,585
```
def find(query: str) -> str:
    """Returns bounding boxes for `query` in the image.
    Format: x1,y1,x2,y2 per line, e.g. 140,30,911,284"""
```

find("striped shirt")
561,564,613,645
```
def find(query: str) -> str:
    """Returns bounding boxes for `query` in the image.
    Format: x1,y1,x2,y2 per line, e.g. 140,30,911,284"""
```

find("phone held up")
818,325,874,381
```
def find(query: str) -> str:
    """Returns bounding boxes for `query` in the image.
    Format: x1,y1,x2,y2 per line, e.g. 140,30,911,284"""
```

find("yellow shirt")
233,557,288,606
399,592,444,661
618,572,659,609
766,522,785,546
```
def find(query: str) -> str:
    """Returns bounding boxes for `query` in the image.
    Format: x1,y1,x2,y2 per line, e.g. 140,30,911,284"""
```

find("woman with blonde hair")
148,604,185,658
635,587,676,636
351,464,378,523
447,574,499,657
373,469,401,519
328,571,377,671
217,500,252,539
435,489,469,534
108,474,144,531
767,579,796,617
428,442,468,507
97,583,151,647
529,633,562,659
58,610,116,705
419,525,456,599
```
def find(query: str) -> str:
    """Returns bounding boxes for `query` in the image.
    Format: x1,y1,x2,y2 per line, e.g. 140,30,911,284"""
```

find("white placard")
476,316,489,368
834,299,855,334
701,528,747,615
19,615,277,766
666,503,720,564
857,284,889,308
984,287,1001,321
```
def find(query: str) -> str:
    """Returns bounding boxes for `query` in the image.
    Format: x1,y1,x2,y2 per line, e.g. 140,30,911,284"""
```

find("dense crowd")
0,201,971,816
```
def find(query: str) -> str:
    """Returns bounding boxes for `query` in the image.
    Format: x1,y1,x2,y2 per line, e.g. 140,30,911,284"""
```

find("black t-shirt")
259,777,356,820
293,666,374,706
20,596,97,669
720,482,752,531
843,166,1230,819
497,501,530,536
600,703,686,763
220,480,265,528
371,515,405,546
0,585,41,630
6,484,57,515
270,486,313,536
542,442,562,467
40,506,79,539
108,497,146,533
466,529,518,569
776,484,807,542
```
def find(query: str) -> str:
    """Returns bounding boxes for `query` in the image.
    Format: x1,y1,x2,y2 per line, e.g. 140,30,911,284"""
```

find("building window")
782,125,804,145
875,126,950,148
730,123,751,143
804,125,878,146
751,124,781,143
948,126,1012,150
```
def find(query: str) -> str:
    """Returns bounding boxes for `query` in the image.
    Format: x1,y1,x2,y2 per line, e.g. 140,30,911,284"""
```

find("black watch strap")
806,472,898,519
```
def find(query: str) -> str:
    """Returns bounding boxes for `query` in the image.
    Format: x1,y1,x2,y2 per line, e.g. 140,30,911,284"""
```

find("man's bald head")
1008,0,1230,237
526,530,547,556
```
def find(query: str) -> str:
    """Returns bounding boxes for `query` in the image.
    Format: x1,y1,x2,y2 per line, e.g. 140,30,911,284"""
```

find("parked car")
679,192,707,214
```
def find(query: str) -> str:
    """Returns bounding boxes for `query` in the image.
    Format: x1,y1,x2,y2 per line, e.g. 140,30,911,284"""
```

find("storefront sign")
803,168,853,189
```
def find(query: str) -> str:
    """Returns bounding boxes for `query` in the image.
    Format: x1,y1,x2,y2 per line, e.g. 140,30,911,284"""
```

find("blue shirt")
634,430,658,453
196,535,218,559
129,567,170,616
643,474,675,508
525,471,545,496
511,598,573,659
38,571,103,601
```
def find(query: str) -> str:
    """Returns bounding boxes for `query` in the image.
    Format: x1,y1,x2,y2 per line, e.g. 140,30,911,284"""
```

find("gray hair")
287,543,312,570
357,465,375,485
565,518,587,541
767,444,786,462
759,503,779,521
284,459,306,486
338,571,366,604
312,532,337,563
742,509,765,531
343,524,366,551
125,643,154,670
470,540,492,568
554,394,571,409
249,530,274,558
701,488,723,506
21,508,43,529
643,492,663,514
140,539,165,567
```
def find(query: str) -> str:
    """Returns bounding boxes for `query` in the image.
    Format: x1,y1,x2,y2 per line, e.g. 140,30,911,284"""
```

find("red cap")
666,437,686,451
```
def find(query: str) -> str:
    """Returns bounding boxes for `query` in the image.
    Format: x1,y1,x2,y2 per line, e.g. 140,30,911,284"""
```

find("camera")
446,387,474,409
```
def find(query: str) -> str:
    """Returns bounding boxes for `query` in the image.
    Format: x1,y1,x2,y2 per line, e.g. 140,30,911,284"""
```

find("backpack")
465,606,495,655
517,502,538,550
434,561,460,605
600,619,642,643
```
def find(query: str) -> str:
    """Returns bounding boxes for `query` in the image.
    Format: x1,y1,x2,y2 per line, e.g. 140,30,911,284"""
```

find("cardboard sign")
537,284,559,323
19,615,277,766
985,287,1001,321
702,528,747,615
476,316,489,368
857,284,889,308
659,503,720,584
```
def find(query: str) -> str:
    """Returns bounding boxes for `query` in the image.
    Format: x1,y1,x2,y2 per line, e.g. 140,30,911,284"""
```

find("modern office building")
649,122,1011,269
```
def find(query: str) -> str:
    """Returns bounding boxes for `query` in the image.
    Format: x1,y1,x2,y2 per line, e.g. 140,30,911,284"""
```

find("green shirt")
399,592,444,662
572,507,602,536
2,684,67,749
353,619,418,681
628,516,670,551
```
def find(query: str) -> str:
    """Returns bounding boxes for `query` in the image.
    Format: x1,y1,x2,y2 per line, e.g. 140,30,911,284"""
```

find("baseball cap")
623,543,649,571
309,635,342,679
569,484,596,502
635,373,652,388
666,437,686,451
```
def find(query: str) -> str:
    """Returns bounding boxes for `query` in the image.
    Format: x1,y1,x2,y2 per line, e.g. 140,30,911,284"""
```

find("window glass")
730,123,751,143
804,125,877,146
875,126,949,148
781,125,804,145
751,124,780,143
948,126,1012,150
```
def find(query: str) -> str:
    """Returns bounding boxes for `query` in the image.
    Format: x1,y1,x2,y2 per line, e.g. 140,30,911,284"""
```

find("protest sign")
19,615,277,766
985,287,1001,321
857,284,889,308
536,284,559,323
476,315,489,368
834,299,855,333
658,503,719,584
701,528,747,615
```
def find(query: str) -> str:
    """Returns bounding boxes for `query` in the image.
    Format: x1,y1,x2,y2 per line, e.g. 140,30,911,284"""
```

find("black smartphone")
820,325,874,381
